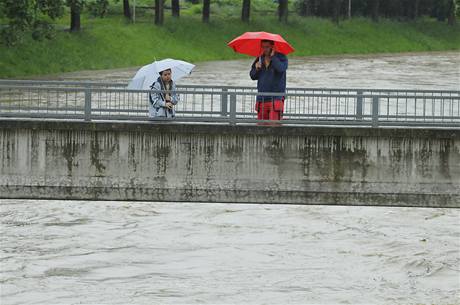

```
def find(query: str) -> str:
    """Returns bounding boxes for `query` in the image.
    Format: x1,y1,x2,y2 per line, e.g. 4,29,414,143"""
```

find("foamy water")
1,200,459,304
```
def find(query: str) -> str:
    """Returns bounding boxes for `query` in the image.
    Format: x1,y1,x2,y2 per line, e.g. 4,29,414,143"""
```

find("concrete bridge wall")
0,120,458,207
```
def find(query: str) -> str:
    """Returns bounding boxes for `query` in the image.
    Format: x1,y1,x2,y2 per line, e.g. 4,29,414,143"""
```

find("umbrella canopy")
227,31,294,57
127,58,195,90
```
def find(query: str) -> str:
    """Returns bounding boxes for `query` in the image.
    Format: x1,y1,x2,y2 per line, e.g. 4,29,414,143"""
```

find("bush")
1,25,24,46
88,0,110,18
31,20,55,41
190,4,202,15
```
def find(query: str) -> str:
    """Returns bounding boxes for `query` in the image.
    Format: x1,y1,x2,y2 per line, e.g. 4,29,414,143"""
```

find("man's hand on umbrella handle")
255,61,262,70
165,102,174,110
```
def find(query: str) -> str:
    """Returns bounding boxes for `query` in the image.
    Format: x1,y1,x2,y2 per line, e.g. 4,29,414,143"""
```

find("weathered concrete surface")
0,120,459,207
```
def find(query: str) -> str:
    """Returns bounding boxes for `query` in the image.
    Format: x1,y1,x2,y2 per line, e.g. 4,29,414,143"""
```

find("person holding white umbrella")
149,68,179,118
127,58,195,119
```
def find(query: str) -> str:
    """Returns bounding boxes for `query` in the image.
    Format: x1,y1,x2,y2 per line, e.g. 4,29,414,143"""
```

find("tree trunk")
311,0,317,16
447,0,456,25
371,0,379,22
278,0,288,23
123,0,131,19
172,0,180,17
347,0,351,18
332,0,341,23
70,2,81,32
412,0,419,19
241,0,250,22
155,0,164,25
299,0,311,16
202,0,210,22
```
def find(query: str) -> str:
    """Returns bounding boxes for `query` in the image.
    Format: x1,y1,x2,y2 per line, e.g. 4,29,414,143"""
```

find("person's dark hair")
159,68,172,76
261,39,274,45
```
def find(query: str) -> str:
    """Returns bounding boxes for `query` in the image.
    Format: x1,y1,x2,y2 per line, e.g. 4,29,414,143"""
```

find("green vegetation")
1,2,459,78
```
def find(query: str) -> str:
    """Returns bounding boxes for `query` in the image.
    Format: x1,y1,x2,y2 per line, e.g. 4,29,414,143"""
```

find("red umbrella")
227,31,295,57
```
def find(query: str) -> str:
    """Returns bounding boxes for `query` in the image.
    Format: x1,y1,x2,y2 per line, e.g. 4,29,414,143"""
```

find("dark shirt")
250,52,288,101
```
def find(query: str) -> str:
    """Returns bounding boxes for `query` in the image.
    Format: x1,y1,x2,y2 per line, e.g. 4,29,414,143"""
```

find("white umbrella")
127,58,195,90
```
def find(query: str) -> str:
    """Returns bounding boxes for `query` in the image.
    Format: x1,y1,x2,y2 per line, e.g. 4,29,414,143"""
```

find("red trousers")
256,99,284,121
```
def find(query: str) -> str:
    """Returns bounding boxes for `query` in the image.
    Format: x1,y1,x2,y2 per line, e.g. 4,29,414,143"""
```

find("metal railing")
0,80,459,127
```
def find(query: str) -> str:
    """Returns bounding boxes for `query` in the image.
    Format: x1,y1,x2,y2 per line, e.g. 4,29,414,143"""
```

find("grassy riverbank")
1,14,459,78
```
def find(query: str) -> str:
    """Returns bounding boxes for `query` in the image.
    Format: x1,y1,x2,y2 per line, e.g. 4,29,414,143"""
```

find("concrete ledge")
0,119,459,139
1,186,458,208
1,119,459,207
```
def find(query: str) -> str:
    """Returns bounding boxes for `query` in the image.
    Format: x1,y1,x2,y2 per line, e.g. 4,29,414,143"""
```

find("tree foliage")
1,0,64,45
294,0,459,23
1,0,458,46
87,0,109,18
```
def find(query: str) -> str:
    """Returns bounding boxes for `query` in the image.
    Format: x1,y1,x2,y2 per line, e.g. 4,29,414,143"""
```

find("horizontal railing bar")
2,110,458,122
3,107,459,117
1,85,459,99
91,115,232,122
92,109,221,115
239,112,362,118
3,108,456,121
0,106,84,112
378,115,460,120
1,80,459,94
0,113,85,119
86,116,372,125
2,114,459,128
0,110,456,116
194,117,460,127
374,122,460,127
179,84,460,94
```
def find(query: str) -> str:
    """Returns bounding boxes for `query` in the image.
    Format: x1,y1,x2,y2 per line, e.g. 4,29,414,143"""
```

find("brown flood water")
40,51,460,90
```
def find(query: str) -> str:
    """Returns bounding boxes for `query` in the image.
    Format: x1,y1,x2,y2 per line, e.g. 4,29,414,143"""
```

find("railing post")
229,93,236,125
221,88,228,117
356,90,363,121
84,87,92,121
372,96,379,127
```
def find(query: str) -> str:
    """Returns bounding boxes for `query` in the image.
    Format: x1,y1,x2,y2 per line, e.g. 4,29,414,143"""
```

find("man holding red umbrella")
228,32,294,121
250,39,288,121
